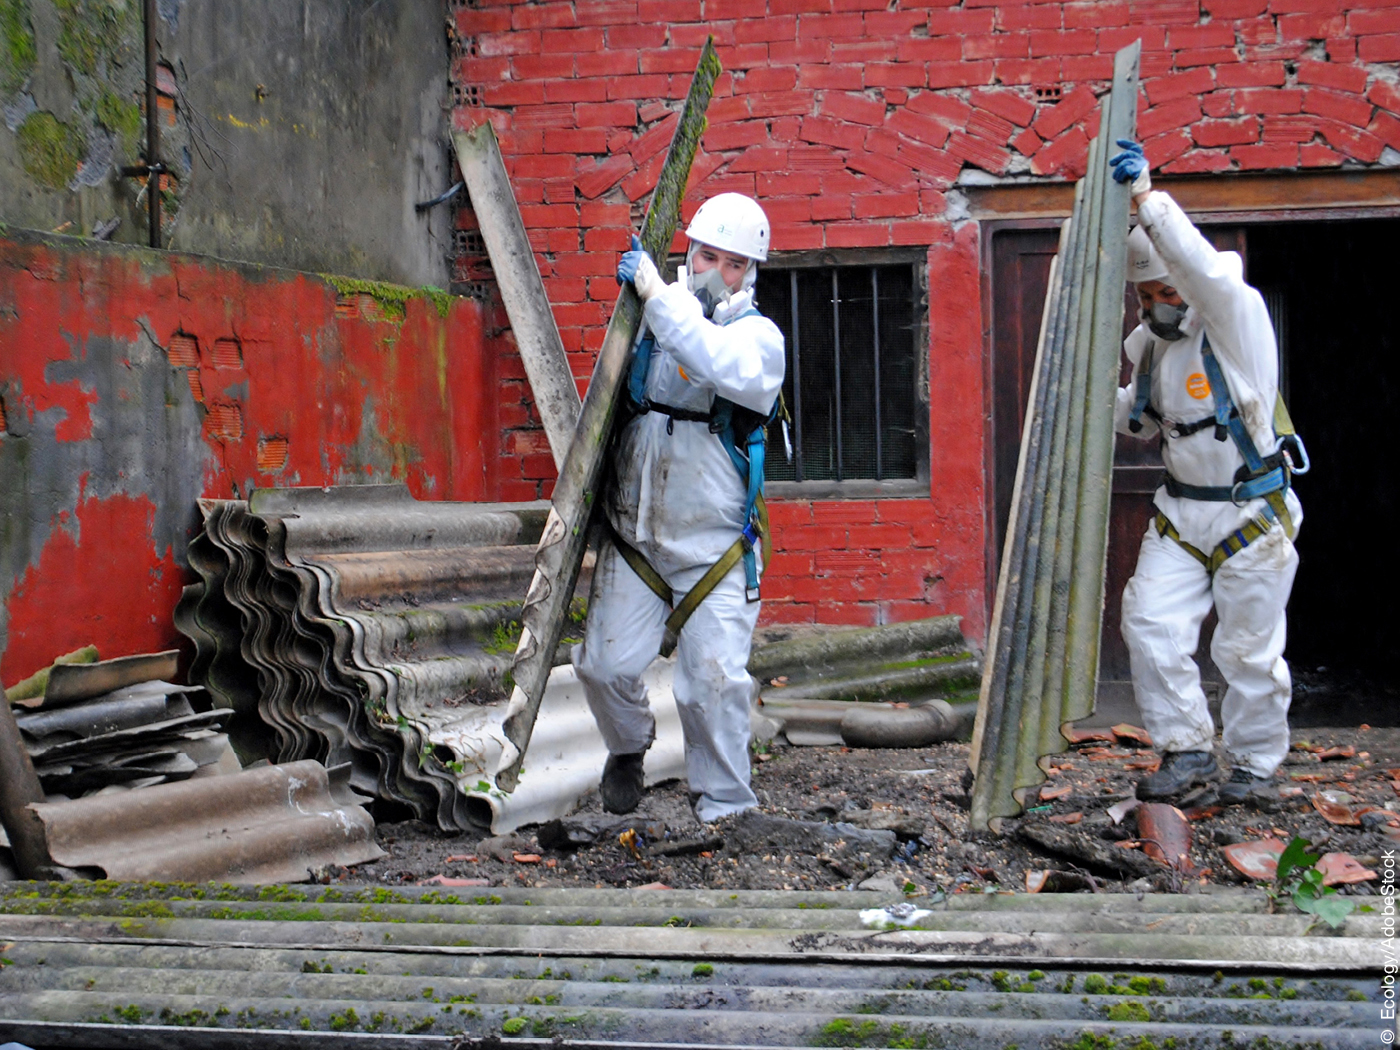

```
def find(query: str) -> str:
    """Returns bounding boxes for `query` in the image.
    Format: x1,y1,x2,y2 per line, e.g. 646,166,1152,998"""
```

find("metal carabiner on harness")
1279,434,1311,476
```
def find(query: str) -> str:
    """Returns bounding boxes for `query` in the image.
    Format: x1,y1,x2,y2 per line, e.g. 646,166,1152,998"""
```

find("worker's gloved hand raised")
617,234,665,301
1109,138,1152,196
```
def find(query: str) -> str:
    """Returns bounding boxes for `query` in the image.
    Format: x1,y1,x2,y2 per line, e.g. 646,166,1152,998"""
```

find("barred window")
754,259,925,486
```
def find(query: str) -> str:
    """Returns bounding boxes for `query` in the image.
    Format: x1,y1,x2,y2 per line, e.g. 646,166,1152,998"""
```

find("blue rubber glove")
616,234,664,299
1110,138,1151,194
616,234,645,284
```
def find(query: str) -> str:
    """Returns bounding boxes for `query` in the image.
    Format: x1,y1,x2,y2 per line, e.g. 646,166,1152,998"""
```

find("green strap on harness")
1154,487,1294,577
608,494,771,658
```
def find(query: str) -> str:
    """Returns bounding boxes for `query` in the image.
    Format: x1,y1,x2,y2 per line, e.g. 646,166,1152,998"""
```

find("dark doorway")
1246,219,1400,723
987,216,1399,727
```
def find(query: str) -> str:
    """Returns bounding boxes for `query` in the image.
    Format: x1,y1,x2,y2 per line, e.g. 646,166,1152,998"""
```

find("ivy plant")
1268,836,1356,929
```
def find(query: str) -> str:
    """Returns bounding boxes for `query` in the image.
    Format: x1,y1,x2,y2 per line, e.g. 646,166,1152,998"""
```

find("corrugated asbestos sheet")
174,484,609,834
24,761,384,883
18,681,228,796
970,43,1142,832
0,881,1381,1048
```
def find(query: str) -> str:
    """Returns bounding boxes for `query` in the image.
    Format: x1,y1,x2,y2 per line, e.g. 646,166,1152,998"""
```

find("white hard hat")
685,192,770,262
1127,224,1169,284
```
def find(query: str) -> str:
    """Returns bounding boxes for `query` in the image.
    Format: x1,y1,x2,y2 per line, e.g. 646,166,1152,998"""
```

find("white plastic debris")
860,902,931,928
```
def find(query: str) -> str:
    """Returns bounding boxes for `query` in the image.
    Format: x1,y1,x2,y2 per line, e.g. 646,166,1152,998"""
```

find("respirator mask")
684,242,758,318
688,263,735,318
1143,301,1189,341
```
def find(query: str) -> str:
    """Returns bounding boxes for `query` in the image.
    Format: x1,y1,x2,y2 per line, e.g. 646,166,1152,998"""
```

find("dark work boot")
1135,750,1218,801
1219,767,1272,806
600,752,646,814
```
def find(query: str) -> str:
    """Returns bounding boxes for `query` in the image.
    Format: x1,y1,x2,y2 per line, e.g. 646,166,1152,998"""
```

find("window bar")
832,269,843,482
789,270,803,483
872,268,882,481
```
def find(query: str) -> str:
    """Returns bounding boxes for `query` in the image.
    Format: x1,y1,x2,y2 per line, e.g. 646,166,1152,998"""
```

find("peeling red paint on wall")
3,492,186,684
1,234,500,688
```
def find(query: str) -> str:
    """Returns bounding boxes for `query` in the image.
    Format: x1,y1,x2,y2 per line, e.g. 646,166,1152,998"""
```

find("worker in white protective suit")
1109,140,1304,806
573,193,786,821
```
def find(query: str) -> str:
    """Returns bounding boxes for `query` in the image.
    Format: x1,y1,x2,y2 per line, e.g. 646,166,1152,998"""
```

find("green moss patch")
323,276,456,322
17,111,86,188
95,88,140,154
53,0,134,76
1,0,35,94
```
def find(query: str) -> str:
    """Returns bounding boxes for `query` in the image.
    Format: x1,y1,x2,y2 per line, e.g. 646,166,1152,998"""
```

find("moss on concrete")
1,0,35,94
52,0,134,76
95,87,141,155
16,111,86,188
321,275,457,323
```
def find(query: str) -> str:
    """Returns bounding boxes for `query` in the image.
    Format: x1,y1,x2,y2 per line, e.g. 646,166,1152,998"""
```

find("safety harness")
611,313,783,657
1127,332,1308,575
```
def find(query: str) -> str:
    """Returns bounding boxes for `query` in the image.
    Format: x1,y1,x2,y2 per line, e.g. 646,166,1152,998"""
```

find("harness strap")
1200,339,1269,472
616,303,775,654
606,493,772,659
608,526,674,607
1163,414,1220,439
647,402,714,424
1127,340,1156,434
1164,461,1288,504
1154,492,1294,576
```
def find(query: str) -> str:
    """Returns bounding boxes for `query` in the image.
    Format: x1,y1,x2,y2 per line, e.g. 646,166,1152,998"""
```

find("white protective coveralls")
1115,191,1302,779
573,278,785,822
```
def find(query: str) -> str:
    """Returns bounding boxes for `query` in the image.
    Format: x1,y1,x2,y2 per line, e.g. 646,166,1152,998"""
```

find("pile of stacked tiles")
13,651,231,797
174,484,576,831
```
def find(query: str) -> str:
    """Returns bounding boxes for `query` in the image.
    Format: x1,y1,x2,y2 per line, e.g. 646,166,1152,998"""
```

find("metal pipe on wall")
143,0,162,248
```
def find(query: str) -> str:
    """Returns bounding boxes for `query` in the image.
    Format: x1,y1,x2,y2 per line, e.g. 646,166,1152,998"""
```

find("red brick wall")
450,0,1400,638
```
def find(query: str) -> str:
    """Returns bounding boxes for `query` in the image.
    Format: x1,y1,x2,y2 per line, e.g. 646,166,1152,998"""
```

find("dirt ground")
344,724,1400,900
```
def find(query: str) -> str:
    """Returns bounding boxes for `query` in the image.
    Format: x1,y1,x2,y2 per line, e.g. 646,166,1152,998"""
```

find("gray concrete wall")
0,0,453,288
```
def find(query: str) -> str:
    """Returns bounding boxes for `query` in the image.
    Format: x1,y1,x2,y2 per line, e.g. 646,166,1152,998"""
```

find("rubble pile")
358,725,1398,900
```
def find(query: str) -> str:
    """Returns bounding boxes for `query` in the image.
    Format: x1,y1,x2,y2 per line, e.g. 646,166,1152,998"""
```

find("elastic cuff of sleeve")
634,258,665,301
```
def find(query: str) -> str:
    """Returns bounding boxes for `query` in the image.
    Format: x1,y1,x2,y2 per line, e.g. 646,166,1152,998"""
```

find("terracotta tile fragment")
1312,790,1360,825
1317,852,1376,886
1137,802,1191,870
418,875,491,887
1221,837,1286,880
1317,745,1356,761
1063,726,1115,744
1111,723,1153,747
